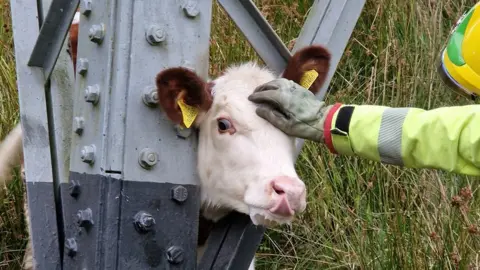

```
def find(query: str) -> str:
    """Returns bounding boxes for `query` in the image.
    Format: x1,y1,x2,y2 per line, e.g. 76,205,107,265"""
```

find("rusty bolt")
174,125,192,139
138,148,158,169
89,24,105,44
74,117,84,135
171,185,188,203
133,211,156,233
76,208,94,229
166,246,184,264
84,84,100,104
69,179,81,198
146,25,166,45
77,58,88,76
142,86,159,107
80,144,96,164
80,0,92,16
65,238,78,257
182,1,199,18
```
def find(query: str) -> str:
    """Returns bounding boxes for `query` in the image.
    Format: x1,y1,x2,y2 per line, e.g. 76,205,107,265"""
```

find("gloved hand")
248,78,333,143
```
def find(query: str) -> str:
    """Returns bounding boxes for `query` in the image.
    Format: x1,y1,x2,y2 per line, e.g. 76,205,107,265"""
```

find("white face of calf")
156,45,331,227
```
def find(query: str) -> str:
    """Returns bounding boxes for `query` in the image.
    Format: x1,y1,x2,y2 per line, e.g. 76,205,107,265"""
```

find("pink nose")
269,176,306,217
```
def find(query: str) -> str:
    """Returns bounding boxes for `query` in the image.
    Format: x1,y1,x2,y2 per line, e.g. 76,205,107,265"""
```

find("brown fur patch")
282,45,331,94
155,67,213,125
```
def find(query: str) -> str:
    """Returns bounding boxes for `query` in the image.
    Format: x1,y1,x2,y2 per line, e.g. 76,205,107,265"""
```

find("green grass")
2,0,480,269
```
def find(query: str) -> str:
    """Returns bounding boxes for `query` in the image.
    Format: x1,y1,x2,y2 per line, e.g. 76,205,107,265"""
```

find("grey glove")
248,78,333,143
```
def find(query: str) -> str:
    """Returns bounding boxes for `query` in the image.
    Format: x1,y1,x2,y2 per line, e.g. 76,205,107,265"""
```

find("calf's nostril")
272,182,286,195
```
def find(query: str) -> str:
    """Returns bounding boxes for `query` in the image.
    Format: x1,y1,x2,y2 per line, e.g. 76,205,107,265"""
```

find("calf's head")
156,45,330,226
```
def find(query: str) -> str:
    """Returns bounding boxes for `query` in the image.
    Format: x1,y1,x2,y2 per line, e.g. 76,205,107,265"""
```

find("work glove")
248,78,333,143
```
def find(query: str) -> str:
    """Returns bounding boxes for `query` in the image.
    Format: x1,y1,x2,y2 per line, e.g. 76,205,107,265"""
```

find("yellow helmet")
438,2,480,99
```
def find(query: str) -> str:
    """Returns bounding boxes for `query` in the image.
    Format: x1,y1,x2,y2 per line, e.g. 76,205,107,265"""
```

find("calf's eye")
217,118,235,134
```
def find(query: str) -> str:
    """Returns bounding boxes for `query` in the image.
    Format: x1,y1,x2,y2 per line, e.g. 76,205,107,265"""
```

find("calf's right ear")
155,67,213,128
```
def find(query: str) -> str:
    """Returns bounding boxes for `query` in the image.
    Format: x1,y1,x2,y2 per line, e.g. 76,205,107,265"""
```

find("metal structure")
9,0,365,269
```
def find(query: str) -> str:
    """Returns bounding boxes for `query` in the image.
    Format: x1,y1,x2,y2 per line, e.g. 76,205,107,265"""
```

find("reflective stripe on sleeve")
377,108,411,165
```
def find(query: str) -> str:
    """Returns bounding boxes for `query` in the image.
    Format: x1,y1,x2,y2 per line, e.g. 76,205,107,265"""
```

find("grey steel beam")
216,0,292,74
293,0,366,155
61,1,211,268
28,0,80,82
9,0,62,269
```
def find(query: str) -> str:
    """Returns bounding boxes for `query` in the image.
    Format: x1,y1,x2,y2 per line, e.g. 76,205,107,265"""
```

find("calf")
0,9,332,268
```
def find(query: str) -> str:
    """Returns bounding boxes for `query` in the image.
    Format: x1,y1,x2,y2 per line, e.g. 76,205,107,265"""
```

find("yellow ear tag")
177,99,199,128
299,69,319,89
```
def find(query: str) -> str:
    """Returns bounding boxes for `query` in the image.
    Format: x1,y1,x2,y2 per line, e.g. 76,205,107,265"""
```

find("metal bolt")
77,58,88,76
80,0,92,16
171,185,188,203
174,125,192,139
138,148,158,169
84,84,100,104
166,246,184,264
74,117,85,135
65,238,78,257
146,25,166,45
69,179,81,197
182,1,199,18
142,86,158,107
133,211,156,233
80,144,96,164
89,24,105,44
76,208,94,229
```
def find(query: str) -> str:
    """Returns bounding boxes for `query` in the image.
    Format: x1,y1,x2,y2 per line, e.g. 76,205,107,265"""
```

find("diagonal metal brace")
198,212,266,270
216,0,292,75
28,0,79,82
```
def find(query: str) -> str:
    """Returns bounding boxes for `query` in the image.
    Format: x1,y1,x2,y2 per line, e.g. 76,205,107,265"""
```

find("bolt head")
166,246,184,264
77,58,88,76
89,24,105,44
69,180,81,197
138,148,158,169
80,0,92,16
76,208,94,229
84,85,100,104
80,145,95,164
142,86,159,107
171,185,188,203
182,1,200,18
65,238,78,257
74,117,85,135
133,211,156,233
146,25,166,45
174,125,192,139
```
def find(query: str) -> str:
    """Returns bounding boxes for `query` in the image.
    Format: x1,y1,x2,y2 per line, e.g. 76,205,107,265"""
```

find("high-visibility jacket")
323,103,480,176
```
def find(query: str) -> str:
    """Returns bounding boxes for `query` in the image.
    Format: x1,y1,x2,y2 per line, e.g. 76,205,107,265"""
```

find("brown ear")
155,67,213,125
282,45,331,94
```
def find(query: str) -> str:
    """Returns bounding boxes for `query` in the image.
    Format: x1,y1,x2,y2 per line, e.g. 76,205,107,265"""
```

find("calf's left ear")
282,45,331,94
155,67,213,128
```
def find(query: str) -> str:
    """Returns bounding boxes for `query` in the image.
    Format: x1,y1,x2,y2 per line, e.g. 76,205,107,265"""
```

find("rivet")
69,179,81,197
80,0,92,16
74,117,85,135
76,208,94,229
133,211,156,233
142,86,158,107
89,23,105,44
166,246,184,264
182,1,199,18
77,58,88,76
65,238,78,257
145,25,166,45
171,185,188,203
80,144,96,164
174,125,192,139
84,84,100,105
138,148,157,169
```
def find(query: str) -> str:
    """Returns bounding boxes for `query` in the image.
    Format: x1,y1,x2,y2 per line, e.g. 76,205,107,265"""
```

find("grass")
1,0,480,269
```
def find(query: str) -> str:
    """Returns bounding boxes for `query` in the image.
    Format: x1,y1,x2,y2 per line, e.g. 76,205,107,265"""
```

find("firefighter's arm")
325,104,480,176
